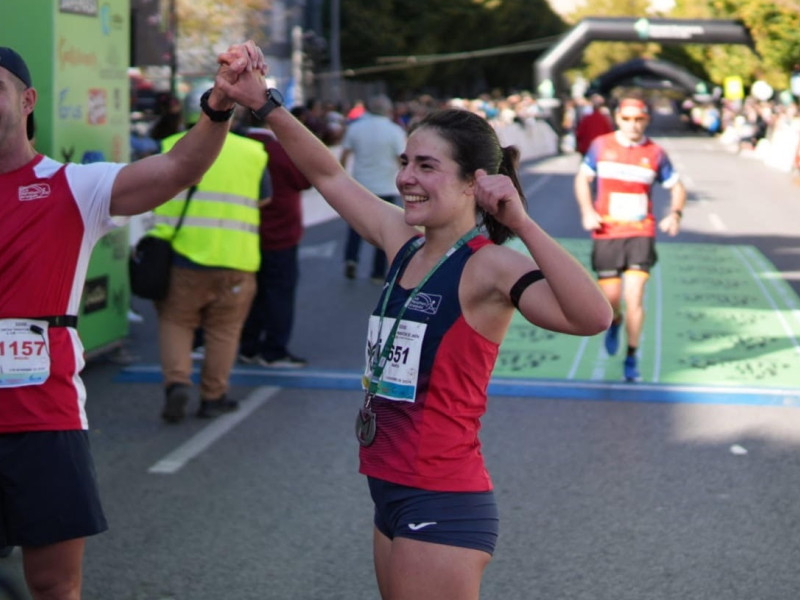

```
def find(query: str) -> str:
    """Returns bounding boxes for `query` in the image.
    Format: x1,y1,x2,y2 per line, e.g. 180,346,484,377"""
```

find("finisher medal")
355,394,376,446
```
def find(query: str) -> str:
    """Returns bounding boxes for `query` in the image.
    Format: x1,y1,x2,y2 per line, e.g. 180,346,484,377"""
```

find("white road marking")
299,240,337,259
148,387,280,474
567,337,589,380
708,212,726,231
652,263,663,383
525,174,553,198
734,247,800,356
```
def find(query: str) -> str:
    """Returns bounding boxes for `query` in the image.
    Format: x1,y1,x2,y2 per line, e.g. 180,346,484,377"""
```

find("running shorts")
0,431,108,547
368,477,499,555
592,236,657,279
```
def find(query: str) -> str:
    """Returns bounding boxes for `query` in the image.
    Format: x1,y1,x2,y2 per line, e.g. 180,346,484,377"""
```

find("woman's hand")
213,41,268,109
474,169,528,232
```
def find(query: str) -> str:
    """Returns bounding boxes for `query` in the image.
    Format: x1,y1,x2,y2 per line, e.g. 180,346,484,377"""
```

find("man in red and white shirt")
0,43,269,599
574,97,687,381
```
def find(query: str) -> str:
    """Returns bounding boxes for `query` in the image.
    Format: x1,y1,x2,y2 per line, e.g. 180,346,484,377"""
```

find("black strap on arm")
510,269,545,310
33,315,79,328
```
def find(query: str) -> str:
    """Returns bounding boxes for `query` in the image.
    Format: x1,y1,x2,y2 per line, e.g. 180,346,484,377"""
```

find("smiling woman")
258,75,612,600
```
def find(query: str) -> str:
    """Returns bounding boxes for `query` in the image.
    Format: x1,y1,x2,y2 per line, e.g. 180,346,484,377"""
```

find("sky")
547,0,677,17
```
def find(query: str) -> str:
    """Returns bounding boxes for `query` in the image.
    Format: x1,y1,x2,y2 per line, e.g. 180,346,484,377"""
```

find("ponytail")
480,145,527,246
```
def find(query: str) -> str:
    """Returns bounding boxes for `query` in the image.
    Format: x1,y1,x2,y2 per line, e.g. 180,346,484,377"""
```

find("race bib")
362,316,427,402
608,192,648,222
0,319,51,388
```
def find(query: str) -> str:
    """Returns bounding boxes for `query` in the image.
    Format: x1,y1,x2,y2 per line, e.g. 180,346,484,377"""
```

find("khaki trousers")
156,266,256,400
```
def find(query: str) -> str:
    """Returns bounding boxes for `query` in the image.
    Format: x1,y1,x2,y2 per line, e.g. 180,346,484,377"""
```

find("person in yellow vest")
150,90,269,422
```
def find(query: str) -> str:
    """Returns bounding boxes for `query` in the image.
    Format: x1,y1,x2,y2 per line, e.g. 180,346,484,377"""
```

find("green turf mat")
497,239,800,389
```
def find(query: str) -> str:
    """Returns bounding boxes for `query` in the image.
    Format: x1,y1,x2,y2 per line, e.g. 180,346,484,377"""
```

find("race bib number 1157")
0,319,51,388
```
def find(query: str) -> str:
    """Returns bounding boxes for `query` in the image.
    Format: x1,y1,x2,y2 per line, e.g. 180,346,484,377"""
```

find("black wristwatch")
251,88,284,120
199,88,235,122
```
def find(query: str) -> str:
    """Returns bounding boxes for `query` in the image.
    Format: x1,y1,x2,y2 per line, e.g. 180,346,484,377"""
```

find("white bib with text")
0,319,51,388
362,315,427,402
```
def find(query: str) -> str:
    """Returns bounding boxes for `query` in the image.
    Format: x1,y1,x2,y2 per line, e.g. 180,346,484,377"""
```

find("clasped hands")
211,40,270,112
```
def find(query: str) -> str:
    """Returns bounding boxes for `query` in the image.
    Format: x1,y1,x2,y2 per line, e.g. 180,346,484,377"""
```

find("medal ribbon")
366,227,480,397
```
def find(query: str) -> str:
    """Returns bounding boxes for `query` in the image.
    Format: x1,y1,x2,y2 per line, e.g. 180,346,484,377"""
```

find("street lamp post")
330,0,341,103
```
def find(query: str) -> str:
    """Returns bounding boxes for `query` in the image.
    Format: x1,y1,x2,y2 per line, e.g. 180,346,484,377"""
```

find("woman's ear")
463,170,480,196
463,178,476,197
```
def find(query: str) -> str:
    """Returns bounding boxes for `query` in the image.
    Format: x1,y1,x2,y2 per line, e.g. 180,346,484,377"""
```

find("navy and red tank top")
358,234,499,492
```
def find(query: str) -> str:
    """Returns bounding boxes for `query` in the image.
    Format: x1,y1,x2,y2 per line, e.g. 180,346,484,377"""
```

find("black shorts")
0,431,107,547
592,237,658,279
368,477,499,555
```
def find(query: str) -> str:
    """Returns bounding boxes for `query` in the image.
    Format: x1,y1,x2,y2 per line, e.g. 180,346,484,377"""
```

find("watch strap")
199,89,234,122
252,90,282,120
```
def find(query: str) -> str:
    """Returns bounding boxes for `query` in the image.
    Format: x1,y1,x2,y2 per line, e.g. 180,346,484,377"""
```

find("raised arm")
110,41,268,216
474,170,612,335
267,105,413,254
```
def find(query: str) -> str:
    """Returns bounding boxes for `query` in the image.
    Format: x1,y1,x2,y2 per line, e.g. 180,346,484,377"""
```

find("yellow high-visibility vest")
151,131,267,272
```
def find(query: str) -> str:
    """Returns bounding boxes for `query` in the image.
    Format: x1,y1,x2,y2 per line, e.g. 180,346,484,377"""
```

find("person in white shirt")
339,94,407,282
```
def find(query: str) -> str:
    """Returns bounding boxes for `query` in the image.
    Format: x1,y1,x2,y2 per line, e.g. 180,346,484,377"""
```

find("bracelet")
199,89,234,122
671,209,683,219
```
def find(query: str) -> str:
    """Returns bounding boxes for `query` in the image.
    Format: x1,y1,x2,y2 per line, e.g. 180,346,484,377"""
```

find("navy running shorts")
592,236,658,279
368,477,499,555
0,431,108,547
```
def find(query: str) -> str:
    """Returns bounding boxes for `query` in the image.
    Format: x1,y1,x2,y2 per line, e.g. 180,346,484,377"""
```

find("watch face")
268,88,283,106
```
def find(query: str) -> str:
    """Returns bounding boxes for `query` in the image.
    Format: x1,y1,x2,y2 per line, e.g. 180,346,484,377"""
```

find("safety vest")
151,131,267,272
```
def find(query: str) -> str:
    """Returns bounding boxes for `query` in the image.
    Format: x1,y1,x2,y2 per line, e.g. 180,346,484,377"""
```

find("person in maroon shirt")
238,109,312,367
575,94,614,156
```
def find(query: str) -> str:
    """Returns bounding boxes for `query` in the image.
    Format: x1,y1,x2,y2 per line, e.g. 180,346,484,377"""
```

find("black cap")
0,47,35,140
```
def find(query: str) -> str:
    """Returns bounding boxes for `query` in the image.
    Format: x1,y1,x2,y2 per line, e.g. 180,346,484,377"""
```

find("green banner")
1,1,132,355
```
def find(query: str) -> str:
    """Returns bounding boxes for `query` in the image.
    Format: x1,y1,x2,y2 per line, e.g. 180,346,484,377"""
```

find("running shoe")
624,355,641,382
604,318,622,356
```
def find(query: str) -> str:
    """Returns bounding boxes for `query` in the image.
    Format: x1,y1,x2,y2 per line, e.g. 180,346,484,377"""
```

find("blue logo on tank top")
408,293,441,315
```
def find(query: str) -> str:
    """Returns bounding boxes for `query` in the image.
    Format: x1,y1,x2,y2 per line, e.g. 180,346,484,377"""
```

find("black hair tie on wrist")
510,269,545,309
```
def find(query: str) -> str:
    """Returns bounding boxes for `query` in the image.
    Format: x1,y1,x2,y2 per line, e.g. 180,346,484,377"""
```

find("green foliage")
670,0,800,90
331,0,567,96
176,0,270,77
560,0,800,94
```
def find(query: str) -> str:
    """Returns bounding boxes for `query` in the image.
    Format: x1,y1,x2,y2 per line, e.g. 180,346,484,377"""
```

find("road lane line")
525,174,552,198
116,365,800,406
590,344,608,381
708,212,726,231
566,336,589,380
734,246,800,356
652,263,663,383
148,386,280,474
742,246,800,326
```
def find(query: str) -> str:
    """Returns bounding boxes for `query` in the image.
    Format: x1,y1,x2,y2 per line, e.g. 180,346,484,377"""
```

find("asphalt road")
2,114,800,600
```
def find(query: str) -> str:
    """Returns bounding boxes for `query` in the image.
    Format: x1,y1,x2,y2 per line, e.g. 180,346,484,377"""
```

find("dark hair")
411,109,526,245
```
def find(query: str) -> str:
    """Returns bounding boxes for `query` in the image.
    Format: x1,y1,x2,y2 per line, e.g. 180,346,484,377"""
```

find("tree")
176,0,270,78
563,0,800,94
671,0,800,90
328,0,566,97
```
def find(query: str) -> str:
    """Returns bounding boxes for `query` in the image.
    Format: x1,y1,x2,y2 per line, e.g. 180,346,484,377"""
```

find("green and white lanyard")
356,227,480,446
